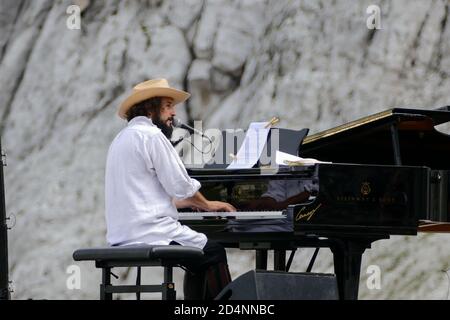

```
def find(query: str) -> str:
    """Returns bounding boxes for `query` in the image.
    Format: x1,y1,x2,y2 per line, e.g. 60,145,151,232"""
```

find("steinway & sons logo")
335,181,396,204
361,182,371,196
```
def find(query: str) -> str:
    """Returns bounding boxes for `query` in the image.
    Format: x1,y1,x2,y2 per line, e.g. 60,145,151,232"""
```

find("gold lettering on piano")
335,195,397,204
295,203,322,222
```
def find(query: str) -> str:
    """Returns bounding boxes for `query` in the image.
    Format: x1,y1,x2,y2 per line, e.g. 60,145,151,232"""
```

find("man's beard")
152,114,173,139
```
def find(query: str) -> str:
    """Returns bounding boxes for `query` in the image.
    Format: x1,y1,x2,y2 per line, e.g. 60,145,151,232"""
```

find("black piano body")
298,106,450,229
181,107,450,299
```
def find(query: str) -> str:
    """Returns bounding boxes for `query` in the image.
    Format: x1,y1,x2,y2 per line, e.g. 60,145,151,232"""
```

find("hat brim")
118,87,190,119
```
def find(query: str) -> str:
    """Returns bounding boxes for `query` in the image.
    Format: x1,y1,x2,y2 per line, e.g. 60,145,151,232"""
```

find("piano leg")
255,250,268,270
255,250,287,271
330,237,384,300
274,250,286,271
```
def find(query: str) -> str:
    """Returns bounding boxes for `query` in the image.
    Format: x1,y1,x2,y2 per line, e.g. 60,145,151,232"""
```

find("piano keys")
179,166,313,235
178,211,285,220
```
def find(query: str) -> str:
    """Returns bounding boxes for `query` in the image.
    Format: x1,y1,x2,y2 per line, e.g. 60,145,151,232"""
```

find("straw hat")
118,79,190,119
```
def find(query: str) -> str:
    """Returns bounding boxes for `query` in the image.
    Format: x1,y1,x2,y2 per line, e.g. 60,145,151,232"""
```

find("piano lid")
300,107,450,169
418,221,450,233
187,164,315,181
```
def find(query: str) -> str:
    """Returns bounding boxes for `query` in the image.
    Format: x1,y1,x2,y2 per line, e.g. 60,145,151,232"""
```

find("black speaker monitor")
215,270,338,300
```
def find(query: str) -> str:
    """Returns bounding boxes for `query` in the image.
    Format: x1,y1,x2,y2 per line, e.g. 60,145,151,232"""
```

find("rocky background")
1,0,450,299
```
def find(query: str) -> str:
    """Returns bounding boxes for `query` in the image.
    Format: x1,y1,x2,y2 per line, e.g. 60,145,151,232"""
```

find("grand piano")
179,107,450,300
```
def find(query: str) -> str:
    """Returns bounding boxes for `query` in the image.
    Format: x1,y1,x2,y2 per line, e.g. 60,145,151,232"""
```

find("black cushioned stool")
73,245,204,300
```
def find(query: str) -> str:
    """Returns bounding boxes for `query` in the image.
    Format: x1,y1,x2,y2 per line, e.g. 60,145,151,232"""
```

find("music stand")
203,127,309,169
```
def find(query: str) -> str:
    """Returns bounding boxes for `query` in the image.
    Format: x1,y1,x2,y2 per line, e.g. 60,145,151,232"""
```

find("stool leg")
101,267,112,300
162,266,176,300
274,250,286,271
136,267,141,300
256,250,268,270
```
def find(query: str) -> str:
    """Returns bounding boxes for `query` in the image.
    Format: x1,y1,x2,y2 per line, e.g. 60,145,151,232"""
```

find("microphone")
172,117,206,137
171,117,214,153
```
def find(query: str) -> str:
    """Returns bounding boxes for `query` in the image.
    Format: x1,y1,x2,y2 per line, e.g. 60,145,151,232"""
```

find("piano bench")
72,245,204,300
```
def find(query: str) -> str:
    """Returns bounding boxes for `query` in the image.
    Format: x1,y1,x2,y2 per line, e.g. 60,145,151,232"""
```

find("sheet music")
275,150,332,166
226,121,270,169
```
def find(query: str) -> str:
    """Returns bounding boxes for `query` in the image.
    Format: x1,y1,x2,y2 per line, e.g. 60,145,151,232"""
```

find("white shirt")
105,116,207,249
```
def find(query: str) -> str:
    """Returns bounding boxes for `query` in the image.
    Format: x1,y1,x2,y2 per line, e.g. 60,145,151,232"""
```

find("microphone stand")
0,137,10,300
171,118,213,151
171,137,184,147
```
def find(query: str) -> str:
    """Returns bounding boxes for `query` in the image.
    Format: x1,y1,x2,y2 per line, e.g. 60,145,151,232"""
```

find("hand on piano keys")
204,200,236,213
174,192,236,213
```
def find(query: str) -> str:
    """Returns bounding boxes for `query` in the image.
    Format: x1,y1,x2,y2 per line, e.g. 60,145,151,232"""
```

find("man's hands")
240,191,311,211
174,192,236,212
204,200,236,212
187,200,236,212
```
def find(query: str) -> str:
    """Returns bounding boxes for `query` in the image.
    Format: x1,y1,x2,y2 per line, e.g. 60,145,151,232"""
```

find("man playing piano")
105,79,236,299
